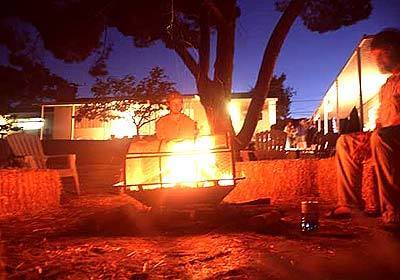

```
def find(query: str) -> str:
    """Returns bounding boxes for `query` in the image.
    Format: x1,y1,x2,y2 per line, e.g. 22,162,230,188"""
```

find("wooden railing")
254,130,287,152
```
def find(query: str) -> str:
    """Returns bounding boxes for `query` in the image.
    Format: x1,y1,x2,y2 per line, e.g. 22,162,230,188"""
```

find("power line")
290,99,321,103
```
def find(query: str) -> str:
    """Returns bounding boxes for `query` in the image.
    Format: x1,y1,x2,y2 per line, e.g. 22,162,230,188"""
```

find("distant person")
248,142,257,161
156,92,197,141
305,119,318,148
327,28,400,231
296,119,308,149
284,121,297,149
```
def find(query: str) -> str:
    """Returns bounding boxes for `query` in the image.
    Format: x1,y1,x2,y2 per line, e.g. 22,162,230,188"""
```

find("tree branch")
173,43,199,78
199,4,211,83
203,0,227,28
237,0,305,147
140,116,159,127
254,0,305,94
213,0,236,97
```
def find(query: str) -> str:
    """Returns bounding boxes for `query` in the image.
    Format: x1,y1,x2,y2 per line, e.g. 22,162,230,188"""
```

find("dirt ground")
1,193,400,280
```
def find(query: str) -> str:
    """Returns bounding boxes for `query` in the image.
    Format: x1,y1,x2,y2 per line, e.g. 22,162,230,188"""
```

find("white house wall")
46,97,277,140
314,37,390,133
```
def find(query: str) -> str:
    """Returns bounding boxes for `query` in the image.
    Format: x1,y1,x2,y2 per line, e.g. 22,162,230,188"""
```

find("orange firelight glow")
162,137,218,187
124,135,234,190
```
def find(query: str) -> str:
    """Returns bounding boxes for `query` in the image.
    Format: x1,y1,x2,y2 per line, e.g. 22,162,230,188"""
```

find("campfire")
119,134,241,208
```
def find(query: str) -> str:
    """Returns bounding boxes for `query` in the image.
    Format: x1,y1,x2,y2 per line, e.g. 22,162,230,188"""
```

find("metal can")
301,200,319,232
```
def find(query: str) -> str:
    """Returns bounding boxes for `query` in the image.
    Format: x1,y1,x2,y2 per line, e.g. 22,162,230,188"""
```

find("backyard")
2,137,399,279
1,1,400,279
2,192,400,280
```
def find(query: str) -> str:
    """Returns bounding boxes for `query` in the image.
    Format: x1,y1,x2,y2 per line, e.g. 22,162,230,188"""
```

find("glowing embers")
124,135,235,190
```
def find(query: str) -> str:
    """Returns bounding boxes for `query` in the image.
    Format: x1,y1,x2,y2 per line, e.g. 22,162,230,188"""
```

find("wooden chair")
6,132,80,195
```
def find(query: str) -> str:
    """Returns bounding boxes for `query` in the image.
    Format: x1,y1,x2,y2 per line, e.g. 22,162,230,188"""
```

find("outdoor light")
110,111,136,138
227,102,241,132
227,102,239,118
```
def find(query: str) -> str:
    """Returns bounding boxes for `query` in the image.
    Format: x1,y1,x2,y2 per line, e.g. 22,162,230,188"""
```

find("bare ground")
1,193,400,280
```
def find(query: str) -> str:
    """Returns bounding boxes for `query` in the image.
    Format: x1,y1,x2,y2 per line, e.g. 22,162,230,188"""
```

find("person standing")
284,121,297,149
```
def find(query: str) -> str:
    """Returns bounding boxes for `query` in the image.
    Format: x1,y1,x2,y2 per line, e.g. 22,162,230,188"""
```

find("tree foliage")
1,0,372,145
0,62,77,114
269,74,296,121
275,0,372,33
75,67,176,135
0,17,77,114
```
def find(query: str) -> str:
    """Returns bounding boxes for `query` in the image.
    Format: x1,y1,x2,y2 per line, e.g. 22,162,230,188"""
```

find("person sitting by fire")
156,92,198,141
119,93,198,188
326,28,400,231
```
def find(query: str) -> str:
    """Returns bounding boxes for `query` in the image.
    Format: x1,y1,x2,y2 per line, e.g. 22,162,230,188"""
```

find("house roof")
312,34,374,117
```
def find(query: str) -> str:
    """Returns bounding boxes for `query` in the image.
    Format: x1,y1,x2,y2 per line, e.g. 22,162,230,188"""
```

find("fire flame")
124,135,234,190
162,137,218,187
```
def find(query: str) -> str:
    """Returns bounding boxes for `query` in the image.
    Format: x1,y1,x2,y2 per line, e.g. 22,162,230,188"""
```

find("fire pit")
127,185,235,208
117,134,242,208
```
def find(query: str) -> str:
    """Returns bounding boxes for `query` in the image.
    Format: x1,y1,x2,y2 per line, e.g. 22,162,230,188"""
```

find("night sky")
41,0,400,118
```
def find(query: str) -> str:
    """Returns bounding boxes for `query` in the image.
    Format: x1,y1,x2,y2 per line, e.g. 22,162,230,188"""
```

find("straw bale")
0,169,61,217
225,157,377,208
0,241,4,280
226,159,319,205
315,158,337,205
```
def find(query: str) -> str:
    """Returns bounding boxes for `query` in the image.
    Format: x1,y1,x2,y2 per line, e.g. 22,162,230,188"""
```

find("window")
75,117,104,129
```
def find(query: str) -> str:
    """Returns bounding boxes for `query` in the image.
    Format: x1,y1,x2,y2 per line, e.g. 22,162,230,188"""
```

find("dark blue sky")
44,0,400,118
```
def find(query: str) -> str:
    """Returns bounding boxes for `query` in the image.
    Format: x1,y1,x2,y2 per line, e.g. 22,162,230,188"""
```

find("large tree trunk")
197,0,236,137
178,0,237,138
200,90,232,135
236,0,305,149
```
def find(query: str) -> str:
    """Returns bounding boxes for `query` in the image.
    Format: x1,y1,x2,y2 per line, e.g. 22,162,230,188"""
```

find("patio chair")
6,132,81,195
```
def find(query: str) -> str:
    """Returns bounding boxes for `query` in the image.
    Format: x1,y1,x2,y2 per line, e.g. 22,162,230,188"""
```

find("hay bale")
0,241,5,280
225,159,319,205
315,157,337,205
0,169,61,218
225,157,376,208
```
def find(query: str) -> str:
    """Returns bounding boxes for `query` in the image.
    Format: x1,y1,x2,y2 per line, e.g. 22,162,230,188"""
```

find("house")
40,94,278,140
313,35,390,134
